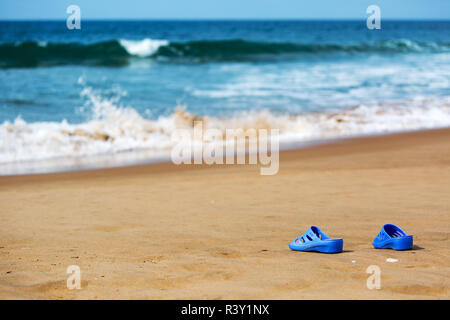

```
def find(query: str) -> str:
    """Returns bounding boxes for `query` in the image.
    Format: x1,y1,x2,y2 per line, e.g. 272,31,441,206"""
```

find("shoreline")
0,127,449,299
2,126,449,178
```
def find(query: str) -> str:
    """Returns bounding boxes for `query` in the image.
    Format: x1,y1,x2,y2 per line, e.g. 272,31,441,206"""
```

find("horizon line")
1,17,449,22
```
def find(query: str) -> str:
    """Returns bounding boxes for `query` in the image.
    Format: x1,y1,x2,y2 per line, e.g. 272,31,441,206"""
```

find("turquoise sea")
0,20,449,173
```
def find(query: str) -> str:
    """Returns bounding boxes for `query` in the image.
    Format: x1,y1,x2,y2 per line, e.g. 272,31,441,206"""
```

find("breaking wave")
1,85,450,174
1,38,449,68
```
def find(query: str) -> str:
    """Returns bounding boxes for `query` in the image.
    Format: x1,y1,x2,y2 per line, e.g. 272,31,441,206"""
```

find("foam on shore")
1,86,449,175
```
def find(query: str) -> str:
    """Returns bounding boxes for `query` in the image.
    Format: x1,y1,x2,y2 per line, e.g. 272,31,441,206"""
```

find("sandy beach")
0,128,449,299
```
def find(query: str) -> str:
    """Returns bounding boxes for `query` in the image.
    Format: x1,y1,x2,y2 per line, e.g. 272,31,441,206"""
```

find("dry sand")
0,129,449,299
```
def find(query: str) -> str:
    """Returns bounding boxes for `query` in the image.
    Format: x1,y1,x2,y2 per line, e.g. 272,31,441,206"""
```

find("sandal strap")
376,228,390,240
296,226,322,243
377,224,407,240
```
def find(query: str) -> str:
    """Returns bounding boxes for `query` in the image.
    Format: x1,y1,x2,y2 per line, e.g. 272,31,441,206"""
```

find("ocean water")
0,20,449,174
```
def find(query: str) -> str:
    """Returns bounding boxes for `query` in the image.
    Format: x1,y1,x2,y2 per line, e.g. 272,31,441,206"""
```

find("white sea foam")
1,85,450,175
191,57,450,112
119,38,169,57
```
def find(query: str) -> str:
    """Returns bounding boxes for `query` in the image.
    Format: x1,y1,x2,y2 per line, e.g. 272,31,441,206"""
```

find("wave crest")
1,38,449,68
119,38,169,57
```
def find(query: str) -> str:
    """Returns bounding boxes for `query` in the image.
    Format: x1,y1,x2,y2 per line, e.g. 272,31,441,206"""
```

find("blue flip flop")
289,226,343,253
372,224,413,250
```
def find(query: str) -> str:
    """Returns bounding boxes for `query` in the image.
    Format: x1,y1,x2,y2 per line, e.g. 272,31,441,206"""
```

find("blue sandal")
289,226,343,253
372,224,413,250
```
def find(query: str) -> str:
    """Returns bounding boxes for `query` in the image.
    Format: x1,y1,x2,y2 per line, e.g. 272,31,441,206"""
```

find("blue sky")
0,0,449,20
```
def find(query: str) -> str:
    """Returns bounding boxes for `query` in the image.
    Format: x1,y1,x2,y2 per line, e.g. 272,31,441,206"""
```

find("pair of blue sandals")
289,224,413,253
